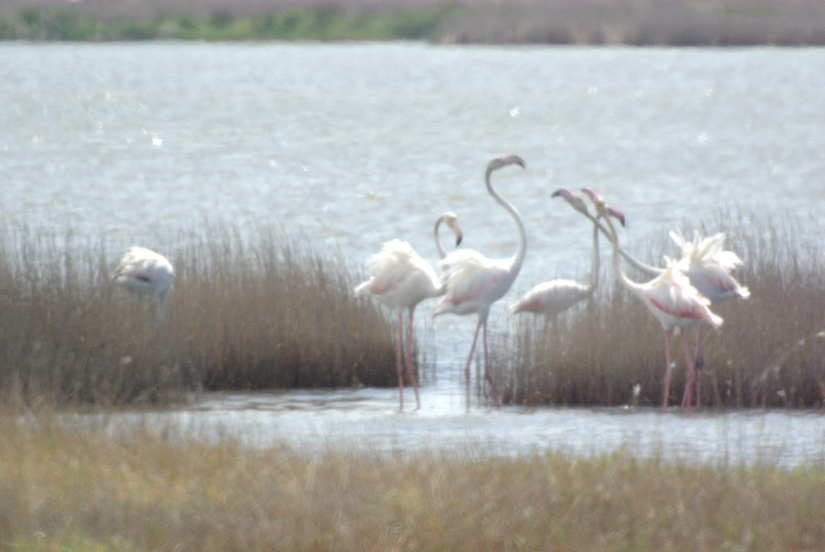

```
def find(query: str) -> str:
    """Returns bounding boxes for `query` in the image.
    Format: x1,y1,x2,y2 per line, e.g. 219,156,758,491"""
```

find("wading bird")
582,187,723,411
432,155,527,409
354,212,463,412
112,246,175,329
509,189,616,320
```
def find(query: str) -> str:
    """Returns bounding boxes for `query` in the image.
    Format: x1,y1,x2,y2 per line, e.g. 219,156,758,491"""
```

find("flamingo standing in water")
581,187,723,411
508,188,624,320
432,155,527,409
355,212,463,412
112,246,175,329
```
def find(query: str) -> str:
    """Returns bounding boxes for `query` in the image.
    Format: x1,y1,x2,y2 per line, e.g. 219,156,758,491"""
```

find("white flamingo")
508,188,623,320
432,155,527,409
354,212,463,412
112,246,175,328
582,187,723,411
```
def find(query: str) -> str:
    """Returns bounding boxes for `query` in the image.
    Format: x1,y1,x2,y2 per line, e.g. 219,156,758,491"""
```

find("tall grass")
1,413,824,551
0,222,402,406
494,211,825,409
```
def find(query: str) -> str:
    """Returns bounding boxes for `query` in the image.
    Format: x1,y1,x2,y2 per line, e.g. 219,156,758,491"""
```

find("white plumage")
112,246,175,326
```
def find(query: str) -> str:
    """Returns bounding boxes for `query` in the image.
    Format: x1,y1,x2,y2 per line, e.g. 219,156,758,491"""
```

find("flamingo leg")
694,325,704,408
482,321,500,406
680,330,697,410
662,329,673,411
396,312,404,412
404,309,421,412
463,320,483,411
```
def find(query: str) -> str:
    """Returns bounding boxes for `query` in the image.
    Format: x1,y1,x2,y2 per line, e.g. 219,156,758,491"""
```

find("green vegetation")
494,212,825,409
1,0,825,44
1,413,823,551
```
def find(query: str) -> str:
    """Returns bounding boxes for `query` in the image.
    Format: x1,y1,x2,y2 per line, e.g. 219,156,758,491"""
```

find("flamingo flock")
113,155,749,414
355,157,748,413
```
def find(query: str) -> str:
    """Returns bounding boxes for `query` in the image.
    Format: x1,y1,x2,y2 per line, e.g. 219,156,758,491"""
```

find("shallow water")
4,42,825,463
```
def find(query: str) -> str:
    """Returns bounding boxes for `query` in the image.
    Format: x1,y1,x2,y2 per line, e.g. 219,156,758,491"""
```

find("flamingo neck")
433,216,448,260
485,165,526,273
603,213,644,294
587,221,599,294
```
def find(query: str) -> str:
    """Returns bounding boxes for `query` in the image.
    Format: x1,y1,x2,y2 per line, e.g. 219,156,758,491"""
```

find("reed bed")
493,211,825,409
2,0,825,45
0,222,402,406
1,411,823,552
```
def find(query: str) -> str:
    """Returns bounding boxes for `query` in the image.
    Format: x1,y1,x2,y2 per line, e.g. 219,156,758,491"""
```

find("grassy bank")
1,0,825,45
1,413,823,551
0,222,403,406
494,211,825,409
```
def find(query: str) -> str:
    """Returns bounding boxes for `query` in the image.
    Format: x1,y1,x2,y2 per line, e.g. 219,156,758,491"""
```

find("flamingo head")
551,188,589,216
607,206,626,228
488,154,526,173
440,211,463,246
581,187,606,212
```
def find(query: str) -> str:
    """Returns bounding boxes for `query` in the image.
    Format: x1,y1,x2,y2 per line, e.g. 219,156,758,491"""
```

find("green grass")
1,0,825,44
1,411,823,552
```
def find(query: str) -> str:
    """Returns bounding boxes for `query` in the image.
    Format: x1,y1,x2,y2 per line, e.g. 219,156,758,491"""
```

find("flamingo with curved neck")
433,154,527,409
355,211,463,412
582,187,723,411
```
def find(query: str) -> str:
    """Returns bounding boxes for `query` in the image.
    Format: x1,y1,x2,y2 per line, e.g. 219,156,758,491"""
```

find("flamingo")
581,187,723,411
508,188,624,320
432,154,527,409
112,246,175,328
354,212,463,412
554,188,749,408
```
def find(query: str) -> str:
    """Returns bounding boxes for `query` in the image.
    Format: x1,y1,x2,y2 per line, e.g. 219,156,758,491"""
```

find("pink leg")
404,309,421,411
463,320,483,411
694,325,703,408
482,322,500,406
680,330,696,410
396,312,404,412
662,329,673,411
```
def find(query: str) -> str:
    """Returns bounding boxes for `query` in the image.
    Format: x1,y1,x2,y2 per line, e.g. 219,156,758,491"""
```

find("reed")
494,211,825,409
1,411,823,551
0,222,404,406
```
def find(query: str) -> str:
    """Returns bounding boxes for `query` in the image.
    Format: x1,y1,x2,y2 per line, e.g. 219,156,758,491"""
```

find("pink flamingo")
582,187,723,411
355,212,463,412
432,155,527,409
509,189,625,320
556,188,748,408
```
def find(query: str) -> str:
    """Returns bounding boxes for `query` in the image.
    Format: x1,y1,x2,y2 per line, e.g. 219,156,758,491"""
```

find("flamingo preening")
582,187,723,411
432,155,527,409
354,212,463,412
112,246,175,329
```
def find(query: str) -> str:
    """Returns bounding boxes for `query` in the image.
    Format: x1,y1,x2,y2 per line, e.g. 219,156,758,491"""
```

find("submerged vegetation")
1,0,825,45
1,414,824,551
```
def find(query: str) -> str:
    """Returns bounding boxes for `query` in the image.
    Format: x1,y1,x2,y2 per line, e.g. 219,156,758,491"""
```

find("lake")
2,42,824,464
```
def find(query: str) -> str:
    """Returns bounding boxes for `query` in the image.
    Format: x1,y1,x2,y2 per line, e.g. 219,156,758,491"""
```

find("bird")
432,154,527,409
668,230,750,407
581,187,723,411
555,187,749,408
354,212,463,412
509,189,614,320
112,246,175,329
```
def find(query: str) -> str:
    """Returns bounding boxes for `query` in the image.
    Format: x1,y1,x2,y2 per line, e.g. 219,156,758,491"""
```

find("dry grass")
1,410,823,551
0,222,403,406
494,211,825,409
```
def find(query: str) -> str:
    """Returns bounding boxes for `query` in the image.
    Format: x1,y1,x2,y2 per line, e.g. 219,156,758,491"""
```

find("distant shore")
1,0,825,45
